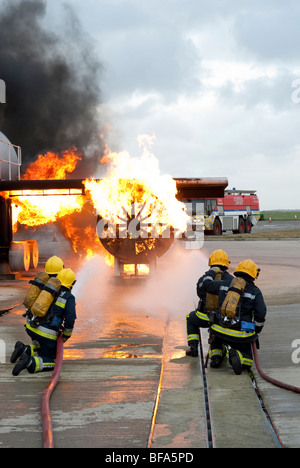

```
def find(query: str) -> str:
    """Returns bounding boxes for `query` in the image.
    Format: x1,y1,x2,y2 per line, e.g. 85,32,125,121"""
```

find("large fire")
84,146,188,238
1,135,188,266
22,147,81,180
10,147,85,227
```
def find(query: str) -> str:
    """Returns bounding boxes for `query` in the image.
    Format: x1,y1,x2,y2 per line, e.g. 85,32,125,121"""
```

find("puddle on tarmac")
63,343,162,360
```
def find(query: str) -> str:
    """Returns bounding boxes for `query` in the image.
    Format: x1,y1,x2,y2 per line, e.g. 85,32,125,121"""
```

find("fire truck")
204,189,260,235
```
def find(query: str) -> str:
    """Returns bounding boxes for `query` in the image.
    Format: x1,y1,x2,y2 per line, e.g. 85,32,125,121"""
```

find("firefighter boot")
210,345,227,368
10,341,26,364
12,351,31,376
229,348,243,375
210,355,223,368
186,343,199,357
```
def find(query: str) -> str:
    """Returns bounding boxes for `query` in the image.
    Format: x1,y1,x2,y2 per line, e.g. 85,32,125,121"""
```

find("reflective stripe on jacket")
26,320,59,341
211,323,256,341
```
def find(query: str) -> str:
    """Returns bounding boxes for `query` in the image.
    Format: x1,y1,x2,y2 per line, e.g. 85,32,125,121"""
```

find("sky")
3,0,300,209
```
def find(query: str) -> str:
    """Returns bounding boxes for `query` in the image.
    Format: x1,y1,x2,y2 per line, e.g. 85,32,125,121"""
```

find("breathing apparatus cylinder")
205,272,222,312
23,271,49,310
31,277,61,318
221,277,246,319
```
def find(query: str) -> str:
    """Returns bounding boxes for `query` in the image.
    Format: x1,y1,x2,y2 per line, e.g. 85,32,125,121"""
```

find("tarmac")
0,237,300,449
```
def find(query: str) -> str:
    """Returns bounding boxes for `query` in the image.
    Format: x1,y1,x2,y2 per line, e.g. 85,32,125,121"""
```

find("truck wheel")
245,217,252,233
213,219,222,235
238,217,245,234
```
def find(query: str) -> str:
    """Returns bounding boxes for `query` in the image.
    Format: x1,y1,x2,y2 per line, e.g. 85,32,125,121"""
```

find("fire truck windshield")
205,199,217,216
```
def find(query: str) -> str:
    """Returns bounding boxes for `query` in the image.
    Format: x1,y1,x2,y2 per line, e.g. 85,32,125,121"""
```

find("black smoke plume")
0,0,104,177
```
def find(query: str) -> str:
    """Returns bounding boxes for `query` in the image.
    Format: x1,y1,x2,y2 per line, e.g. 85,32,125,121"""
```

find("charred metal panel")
175,178,228,200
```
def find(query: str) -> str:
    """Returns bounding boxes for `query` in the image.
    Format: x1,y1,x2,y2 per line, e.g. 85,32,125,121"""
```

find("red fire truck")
204,189,260,235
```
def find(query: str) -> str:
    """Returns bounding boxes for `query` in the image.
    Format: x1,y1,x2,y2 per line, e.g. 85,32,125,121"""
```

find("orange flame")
22,147,81,180
84,145,188,237
7,147,91,257
4,134,188,264
9,145,85,227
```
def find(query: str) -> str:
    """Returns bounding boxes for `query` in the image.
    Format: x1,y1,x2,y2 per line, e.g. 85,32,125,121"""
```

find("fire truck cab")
204,189,260,235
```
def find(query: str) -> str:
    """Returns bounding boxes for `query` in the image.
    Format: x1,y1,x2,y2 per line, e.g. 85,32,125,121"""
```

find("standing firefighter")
209,259,266,374
186,249,233,357
11,267,77,376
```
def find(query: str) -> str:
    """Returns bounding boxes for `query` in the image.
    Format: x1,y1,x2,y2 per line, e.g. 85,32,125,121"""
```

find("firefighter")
10,255,64,365
186,249,233,357
209,259,266,374
11,268,77,376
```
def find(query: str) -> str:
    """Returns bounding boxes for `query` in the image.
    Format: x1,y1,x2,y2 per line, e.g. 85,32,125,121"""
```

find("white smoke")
124,244,209,319
71,254,112,343
73,254,111,303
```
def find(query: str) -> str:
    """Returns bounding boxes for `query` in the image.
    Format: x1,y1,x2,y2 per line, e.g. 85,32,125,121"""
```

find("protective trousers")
210,335,254,368
186,309,210,347
25,325,57,373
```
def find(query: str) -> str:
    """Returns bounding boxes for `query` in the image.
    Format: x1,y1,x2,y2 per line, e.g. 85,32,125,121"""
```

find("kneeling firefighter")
22,255,65,317
11,268,77,376
186,249,233,357
209,259,267,374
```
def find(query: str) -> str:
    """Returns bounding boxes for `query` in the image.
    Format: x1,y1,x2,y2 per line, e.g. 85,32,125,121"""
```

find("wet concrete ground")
0,238,300,448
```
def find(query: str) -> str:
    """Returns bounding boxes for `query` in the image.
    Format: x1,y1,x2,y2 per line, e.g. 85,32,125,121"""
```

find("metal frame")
0,139,22,180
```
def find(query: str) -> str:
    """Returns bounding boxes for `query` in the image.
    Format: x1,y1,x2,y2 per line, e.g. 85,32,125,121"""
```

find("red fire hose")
40,334,64,448
252,341,300,394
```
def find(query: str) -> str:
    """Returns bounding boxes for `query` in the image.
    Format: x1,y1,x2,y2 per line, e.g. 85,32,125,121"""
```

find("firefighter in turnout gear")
10,255,64,371
209,259,266,374
186,250,233,357
11,267,77,376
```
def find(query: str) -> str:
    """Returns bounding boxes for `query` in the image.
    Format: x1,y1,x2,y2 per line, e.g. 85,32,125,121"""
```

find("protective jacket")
26,286,76,342
197,269,233,308
211,279,266,343
186,269,233,341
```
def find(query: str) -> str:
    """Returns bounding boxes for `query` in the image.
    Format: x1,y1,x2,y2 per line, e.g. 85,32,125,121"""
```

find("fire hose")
252,341,300,394
40,333,64,448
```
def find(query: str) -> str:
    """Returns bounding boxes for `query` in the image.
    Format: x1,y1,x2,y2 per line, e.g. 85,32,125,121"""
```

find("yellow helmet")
45,256,64,275
57,268,76,289
208,249,230,268
235,259,260,279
